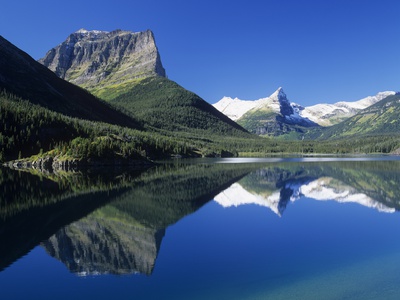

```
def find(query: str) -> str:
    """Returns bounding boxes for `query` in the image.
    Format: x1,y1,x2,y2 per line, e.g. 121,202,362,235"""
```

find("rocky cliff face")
39,29,165,93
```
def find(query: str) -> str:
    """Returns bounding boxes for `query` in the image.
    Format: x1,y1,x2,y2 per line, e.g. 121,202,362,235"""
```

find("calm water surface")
1,157,400,299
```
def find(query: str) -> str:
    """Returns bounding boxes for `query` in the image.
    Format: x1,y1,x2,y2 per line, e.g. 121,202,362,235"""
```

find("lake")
1,157,400,299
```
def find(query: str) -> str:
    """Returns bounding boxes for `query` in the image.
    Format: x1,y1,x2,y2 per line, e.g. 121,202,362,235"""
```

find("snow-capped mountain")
213,87,305,122
213,87,318,135
213,89,396,127
301,91,396,126
214,177,395,216
213,96,261,121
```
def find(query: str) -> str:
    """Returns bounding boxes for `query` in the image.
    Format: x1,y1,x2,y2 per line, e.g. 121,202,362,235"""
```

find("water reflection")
42,212,165,276
0,167,144,272
215,161,400,215
0,163,256,274
1,159,400,277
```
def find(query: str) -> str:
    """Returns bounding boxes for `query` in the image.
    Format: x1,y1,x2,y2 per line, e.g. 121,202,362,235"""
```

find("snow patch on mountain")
301,91,396,126
75,28,109,35
213,87,306,122
213,90,396,126
213,97,260,121
213,87,286,121
213,87,316,127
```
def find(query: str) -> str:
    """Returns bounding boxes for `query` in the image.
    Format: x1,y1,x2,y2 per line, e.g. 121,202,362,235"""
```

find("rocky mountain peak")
274,87,295,116
270,87,286,100
39,29,166,93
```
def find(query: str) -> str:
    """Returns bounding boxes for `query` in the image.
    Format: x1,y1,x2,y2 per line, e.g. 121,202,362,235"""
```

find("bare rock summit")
39,29,166,95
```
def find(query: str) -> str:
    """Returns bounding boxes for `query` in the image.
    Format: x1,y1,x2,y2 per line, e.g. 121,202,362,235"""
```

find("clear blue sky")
1,0,399,106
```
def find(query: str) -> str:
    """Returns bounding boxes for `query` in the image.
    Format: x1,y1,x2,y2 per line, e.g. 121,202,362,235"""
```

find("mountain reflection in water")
1,158,400,277
0,162,256,275
215,170,396,216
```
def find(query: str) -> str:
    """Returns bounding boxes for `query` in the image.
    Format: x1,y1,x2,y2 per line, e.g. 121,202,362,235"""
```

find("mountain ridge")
313,93,400,140
214,89,396,127
302,91,396,126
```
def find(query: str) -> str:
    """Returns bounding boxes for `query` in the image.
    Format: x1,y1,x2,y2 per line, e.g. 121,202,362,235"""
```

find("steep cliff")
39,29,166,98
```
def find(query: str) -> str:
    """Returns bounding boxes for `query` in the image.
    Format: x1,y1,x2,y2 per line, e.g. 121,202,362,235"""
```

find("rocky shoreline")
3,155,154,172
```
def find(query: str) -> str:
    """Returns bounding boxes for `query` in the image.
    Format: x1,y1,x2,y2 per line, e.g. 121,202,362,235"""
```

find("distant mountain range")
301,91,395,126
214,88,396,136
313,92,400,140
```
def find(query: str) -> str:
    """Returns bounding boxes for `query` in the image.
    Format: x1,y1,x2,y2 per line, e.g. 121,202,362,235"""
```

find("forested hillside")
0,35,140,129
0,91,195,162
0,91,262,163
101,77,249,136
313,93,400,140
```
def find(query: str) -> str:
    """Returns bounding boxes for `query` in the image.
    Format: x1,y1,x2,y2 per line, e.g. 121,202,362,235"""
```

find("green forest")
2,87,400,167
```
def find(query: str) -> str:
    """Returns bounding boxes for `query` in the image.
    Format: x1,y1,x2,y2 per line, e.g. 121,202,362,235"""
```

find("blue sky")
1,0,399,106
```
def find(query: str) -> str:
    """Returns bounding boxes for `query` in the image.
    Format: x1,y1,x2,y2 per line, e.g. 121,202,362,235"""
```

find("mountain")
0,34,253,162
0,35,139,128
301,91,396,126
214,87,318,136
213,88,395,136
214,89,396,131
39,29,250,139
39,29,166,100
315,93,400,140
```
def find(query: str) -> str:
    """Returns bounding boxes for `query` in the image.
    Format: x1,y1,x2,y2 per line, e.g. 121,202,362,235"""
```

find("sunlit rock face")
39,29,166,91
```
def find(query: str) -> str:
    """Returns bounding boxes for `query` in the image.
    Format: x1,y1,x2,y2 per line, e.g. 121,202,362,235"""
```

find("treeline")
235,135,400,155
0,91,191,162
0,91,249,163
2,90,399,164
